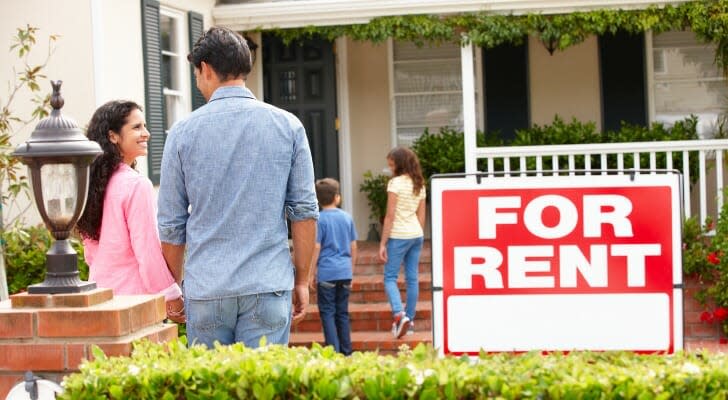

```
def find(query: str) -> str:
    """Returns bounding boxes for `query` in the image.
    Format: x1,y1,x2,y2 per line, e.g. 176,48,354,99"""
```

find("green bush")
512,116,699,173
359,170,389,224
60,340,728,399
4,225,88,294
683,189,728,335
411,127,503,181
410,116,699,181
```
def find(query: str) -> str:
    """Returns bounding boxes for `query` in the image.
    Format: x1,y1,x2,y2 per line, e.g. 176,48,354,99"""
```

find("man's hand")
291,283,309,325
165,297,186,323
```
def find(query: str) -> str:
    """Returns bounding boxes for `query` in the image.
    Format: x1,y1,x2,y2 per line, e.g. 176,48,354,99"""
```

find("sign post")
431,173,683,356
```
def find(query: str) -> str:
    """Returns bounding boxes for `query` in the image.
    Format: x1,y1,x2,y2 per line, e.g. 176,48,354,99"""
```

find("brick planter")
0,289,177,398
683,275,728,352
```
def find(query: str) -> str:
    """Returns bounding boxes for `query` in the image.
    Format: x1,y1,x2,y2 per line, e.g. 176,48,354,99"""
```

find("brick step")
354,242,432,265
310,273,432,304
351,241,432,276
293,301,431,333
289,330,433,355
294,316,433,333
353,262,431,276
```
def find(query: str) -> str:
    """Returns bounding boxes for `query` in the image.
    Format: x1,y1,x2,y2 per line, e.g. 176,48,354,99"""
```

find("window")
651,30,727,137
390,41,479,146
160,8,188,132
141,0,203,183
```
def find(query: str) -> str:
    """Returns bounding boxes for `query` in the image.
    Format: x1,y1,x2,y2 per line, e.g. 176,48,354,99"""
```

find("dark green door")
263,34,339,181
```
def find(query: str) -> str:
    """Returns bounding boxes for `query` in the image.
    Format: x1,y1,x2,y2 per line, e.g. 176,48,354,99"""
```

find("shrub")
4,225,88,294
410,127,503,181
60,340,728,399
512,116,699,174
683,189,728,335
359,170,389,224
411,116,699,181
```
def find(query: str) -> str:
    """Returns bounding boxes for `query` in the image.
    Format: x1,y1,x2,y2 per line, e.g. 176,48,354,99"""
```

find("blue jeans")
317,280,352,355
185,290,292,349
383,237,423,320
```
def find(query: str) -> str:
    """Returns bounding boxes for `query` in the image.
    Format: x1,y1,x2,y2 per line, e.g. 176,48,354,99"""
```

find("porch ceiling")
213,0,690,31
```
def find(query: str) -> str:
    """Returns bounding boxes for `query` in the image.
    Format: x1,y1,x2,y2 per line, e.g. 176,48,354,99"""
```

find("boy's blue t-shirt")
316,208,357,281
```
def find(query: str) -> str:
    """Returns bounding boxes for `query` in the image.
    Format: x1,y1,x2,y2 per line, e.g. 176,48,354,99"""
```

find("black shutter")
141,0,165,184
599,32,647,131
188,11,206,110
482,41,530,141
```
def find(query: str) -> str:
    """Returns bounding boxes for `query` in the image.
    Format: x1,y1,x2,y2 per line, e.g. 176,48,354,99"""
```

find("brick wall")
683,275,728,352
0,289,177,398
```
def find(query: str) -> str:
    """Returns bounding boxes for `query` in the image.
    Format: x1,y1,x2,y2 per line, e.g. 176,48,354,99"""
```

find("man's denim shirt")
157,86,319,300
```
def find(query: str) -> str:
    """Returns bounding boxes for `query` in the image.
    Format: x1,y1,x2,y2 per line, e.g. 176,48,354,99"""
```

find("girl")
378,146,426,338
77,101,184,323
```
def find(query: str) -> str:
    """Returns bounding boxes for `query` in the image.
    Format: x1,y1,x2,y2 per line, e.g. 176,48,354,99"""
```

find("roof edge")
213,0,690,31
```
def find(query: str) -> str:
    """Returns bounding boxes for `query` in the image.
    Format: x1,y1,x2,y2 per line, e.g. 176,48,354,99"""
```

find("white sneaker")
407,321,414,335
393,312,410,339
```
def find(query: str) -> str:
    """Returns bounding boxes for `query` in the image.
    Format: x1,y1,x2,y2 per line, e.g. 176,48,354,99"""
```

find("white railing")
471,139,728,225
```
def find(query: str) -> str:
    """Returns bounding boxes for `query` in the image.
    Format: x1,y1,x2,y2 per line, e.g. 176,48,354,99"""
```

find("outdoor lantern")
13,80,103,294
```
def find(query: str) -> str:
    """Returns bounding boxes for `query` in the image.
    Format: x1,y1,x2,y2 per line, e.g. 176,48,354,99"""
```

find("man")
157,26,318,349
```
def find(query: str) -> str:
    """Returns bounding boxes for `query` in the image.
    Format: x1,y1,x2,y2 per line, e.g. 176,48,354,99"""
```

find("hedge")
4,225,88,294
60,340,728,399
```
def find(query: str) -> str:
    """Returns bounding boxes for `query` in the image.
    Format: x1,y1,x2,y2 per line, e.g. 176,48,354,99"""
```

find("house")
1,0,726,239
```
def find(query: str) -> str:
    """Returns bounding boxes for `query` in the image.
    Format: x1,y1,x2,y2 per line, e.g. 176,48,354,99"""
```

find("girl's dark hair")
76,100,141,240
187,26,251,81
387,146,425,196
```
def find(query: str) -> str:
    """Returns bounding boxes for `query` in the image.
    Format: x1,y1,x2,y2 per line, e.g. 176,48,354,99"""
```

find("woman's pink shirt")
83,163,181,300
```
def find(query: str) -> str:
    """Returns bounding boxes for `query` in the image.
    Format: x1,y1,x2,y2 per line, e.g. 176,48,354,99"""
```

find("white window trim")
387,38,483,147
645,30,656,124
475,46,485,132
335,36,353,215
388,38,396,148
160,6,192,127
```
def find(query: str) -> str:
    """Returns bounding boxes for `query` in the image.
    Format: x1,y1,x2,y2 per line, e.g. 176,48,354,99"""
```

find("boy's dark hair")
187,26,252,81
316,178,340,206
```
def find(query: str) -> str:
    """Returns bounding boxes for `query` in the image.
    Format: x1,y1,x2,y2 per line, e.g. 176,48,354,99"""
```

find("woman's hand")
379,243,387,263
309,277,317,292
166,296,186,323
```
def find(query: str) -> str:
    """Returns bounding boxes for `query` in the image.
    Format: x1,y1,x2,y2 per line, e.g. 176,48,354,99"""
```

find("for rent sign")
431,174,683,355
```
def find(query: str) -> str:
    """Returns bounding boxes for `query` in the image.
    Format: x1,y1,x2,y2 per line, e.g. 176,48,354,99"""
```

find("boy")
310,178,358,355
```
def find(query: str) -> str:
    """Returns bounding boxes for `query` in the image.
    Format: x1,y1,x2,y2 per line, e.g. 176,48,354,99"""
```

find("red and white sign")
431,174,683,355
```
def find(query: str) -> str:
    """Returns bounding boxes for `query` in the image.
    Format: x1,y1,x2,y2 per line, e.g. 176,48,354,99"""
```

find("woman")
379,146,426,339
77,100,184,323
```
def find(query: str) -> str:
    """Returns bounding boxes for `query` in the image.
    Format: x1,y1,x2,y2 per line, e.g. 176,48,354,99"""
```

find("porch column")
461,41,477,174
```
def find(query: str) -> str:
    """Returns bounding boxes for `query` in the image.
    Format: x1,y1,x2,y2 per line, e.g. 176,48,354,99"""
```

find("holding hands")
165,296,186,323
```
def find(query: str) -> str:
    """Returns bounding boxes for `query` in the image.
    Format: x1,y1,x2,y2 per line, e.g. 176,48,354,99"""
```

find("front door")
263,34,339,180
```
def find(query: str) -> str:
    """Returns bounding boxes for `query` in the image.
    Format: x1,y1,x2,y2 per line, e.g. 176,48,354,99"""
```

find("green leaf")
91,345,107,360
108,385,124,399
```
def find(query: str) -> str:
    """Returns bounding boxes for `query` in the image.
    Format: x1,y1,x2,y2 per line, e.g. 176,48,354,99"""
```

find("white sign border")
431,173,684,356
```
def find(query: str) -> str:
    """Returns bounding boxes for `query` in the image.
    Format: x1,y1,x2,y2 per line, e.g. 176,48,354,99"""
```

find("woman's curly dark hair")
76,100,142,241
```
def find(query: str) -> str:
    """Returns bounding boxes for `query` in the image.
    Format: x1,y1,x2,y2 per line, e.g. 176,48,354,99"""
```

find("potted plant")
359,170,389,241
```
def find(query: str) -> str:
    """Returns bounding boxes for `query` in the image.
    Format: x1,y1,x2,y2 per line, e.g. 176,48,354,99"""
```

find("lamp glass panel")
40,163,78,226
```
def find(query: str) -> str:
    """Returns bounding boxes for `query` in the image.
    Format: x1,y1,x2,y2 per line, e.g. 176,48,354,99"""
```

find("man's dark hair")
316,178,340,207
187,26,252,81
